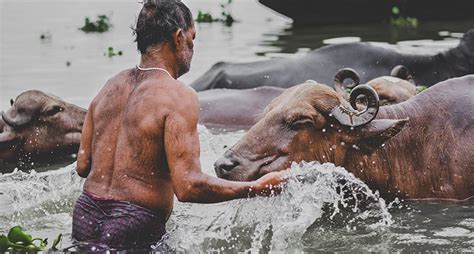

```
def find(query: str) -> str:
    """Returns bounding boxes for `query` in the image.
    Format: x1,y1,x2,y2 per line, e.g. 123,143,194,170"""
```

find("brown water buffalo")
1,90,86,163
214,75,474,200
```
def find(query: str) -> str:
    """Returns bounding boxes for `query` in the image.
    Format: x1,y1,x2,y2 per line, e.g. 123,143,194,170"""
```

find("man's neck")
139,48,178,79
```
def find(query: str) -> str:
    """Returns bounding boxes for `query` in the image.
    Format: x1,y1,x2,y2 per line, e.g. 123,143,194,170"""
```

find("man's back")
73,1,285,249
83,70,182,218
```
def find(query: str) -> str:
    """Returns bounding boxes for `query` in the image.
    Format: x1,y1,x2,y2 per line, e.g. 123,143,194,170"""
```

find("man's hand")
251,169,289,197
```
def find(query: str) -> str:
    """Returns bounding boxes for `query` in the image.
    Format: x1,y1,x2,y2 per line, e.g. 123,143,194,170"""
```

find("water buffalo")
335,65,416,106
214,75,474,200
1,90,86,163
191,29,474,91
0,72,416,165
198,86,284,129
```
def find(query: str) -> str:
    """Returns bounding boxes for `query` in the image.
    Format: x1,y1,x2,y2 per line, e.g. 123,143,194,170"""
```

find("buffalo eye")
46,106,63,116
10,99,14,106
288,116,314,128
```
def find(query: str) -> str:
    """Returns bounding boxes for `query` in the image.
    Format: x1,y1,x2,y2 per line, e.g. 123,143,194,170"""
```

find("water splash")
160,161,392,252
0,163,82,232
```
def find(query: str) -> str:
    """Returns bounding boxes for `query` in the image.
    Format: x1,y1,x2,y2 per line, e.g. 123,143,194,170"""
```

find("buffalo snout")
214,150,241,178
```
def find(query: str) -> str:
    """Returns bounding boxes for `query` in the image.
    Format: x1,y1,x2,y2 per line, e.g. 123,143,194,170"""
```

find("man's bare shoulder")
90,69,134,108
143,77,198,110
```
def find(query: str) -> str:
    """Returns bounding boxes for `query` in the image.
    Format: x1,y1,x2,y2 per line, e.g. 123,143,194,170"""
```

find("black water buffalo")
215,75,474,200
191,29,474,91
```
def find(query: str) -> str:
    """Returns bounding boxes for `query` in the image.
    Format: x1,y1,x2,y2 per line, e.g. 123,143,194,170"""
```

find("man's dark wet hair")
133,0,193,54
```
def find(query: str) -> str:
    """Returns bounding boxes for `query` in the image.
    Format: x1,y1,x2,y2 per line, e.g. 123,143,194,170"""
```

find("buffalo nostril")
214,156,240,176
220,160,239,172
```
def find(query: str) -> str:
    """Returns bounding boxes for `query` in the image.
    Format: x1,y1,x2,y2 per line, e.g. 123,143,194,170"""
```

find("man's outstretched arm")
164,88,285,203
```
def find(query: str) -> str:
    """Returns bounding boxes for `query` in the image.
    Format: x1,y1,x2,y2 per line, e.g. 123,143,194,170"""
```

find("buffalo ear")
344,118,408,153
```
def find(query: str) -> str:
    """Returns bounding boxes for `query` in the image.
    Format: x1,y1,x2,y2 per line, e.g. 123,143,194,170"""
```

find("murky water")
1,127,473,252
1,0,474,252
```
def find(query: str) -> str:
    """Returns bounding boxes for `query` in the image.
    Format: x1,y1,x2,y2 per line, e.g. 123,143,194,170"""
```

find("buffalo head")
0,90,86,162
214,81,407,181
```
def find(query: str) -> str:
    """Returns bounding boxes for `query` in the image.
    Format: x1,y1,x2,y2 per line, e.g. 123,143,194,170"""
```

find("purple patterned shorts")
72,191,166,250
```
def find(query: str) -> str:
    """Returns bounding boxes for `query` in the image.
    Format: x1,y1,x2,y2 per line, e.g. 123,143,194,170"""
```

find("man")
72,0,286,250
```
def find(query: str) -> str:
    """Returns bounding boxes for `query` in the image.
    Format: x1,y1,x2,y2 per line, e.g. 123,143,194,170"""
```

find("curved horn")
334,68,360,99
330,85,379,127
2,110,32,129
390,65,415,84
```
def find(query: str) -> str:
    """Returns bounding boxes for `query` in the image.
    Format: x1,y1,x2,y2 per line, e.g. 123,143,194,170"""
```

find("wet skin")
76,25,286,220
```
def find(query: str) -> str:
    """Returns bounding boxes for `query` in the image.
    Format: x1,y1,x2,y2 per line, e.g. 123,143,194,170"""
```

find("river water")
1,0,474,252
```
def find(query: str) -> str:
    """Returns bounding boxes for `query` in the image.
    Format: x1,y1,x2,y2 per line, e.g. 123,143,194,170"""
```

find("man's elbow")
76,161,90,178
175,182,198,203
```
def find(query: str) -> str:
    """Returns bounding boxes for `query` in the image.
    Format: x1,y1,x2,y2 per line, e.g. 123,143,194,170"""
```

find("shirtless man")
72,0,286,250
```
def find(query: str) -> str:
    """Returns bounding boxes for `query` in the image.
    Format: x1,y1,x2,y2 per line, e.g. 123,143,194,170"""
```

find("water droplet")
322,129,326,133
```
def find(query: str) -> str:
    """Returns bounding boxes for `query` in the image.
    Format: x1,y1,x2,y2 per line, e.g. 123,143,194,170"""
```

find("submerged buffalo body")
191,30,474,91
198,87,284,129
215,75,474,200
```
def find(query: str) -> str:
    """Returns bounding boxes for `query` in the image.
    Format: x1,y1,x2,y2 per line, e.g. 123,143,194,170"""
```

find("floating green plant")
390,6,418,28
0,226,61,253
196,11,217,23
105,47,123,58
80,15,111,33
196,0,234,26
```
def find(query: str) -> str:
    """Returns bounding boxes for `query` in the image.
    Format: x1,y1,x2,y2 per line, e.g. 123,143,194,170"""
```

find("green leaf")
51,234,62,251
0,235,26,252
8,226,32,245
0,235,12,252
392,6,400,15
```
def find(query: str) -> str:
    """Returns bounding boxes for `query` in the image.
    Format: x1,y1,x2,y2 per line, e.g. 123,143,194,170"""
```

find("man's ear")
172,28,185,50
343,118,408,153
